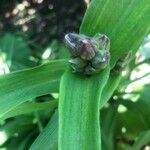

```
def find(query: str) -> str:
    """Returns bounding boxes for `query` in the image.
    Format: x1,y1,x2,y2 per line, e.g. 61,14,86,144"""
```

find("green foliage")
1,100,58,121
80,0,150,67
59,67,110,149
101,85,150,150
0,59,67,117
0,33,35,71
0,0,149,150
30,111,58,150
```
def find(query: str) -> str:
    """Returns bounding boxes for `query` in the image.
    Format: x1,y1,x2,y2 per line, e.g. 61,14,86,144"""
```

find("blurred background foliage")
0,0,86,72
0,0,150,150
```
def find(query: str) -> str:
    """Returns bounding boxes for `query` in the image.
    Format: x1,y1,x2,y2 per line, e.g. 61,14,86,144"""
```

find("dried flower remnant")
64,33,110,75
112,53,131,74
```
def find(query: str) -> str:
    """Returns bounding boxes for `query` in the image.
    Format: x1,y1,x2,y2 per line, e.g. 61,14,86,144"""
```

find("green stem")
59,67,110,150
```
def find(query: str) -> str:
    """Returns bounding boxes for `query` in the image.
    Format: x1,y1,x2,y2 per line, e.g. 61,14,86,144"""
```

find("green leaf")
18,131,35,150
29,111,58,150
100,73,122,109
101,106,118,150
0,59,67,117
0,117,34,138
114,98,150,143
132,130,150,150
59,67,110,150
0,33,36,71
120,100,150,132
80,0,150,67
1,100,58,120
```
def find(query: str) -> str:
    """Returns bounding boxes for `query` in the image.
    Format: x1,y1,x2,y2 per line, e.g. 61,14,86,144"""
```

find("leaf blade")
1,100,58,120
59,67,110,150
80,0,150,67
132,130,150,150
0,59,67,117
29,111,58,150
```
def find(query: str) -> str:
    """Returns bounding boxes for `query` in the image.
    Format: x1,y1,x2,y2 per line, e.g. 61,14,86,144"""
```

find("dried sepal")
112,52,131,74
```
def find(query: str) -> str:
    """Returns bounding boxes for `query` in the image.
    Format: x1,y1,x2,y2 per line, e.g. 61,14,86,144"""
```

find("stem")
59,67,110,150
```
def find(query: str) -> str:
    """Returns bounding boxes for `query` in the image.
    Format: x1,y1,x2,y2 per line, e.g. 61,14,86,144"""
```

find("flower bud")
64,33,110,75
65,33,98,60
91,51,110,70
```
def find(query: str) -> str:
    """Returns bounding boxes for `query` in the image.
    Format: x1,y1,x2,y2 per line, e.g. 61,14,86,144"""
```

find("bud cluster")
64,33,110,75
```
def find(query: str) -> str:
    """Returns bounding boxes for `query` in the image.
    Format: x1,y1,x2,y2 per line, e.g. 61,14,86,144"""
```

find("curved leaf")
1,100,58,120
80,0,150,67
0,59,67,117
132,130,150,150
29,111,58,150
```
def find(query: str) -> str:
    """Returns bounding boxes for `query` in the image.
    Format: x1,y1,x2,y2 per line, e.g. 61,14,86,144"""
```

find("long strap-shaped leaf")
1,100,58,121
30,111,58,150
0,59,67,117
59,67,110,150
80,0,150,68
